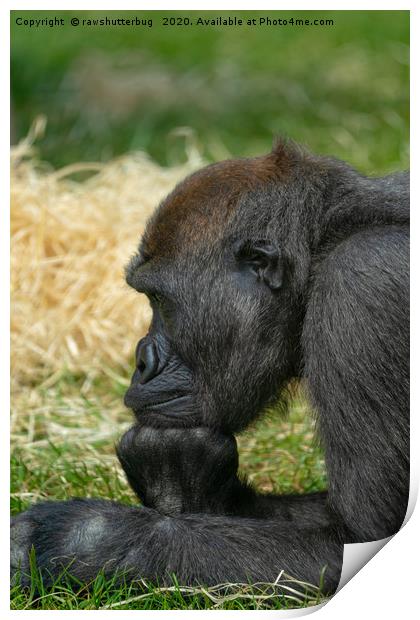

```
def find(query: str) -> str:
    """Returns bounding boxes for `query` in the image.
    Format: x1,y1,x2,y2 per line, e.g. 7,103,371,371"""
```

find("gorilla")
11,140,409,596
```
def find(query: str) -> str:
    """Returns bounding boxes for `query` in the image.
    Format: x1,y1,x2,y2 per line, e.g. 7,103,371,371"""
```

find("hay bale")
11,137,202,388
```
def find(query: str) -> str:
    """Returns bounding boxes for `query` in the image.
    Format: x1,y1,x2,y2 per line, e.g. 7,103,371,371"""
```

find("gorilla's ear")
233,240,283,291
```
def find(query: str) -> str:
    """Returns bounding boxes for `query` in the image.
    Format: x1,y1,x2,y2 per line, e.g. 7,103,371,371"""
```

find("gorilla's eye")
150,293,164,306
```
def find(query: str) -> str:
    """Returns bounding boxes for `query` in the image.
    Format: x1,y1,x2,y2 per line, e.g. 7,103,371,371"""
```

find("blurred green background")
11,10,409,173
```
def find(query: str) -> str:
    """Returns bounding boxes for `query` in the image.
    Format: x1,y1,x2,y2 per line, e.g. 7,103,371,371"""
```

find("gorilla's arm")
11,499,342,593
117,424,331,527
11,425,339,592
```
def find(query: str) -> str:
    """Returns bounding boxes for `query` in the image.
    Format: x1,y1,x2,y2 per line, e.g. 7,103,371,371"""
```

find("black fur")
11,141,409,596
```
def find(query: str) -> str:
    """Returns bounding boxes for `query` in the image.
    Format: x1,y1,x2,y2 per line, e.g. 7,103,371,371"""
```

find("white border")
3,2,416,618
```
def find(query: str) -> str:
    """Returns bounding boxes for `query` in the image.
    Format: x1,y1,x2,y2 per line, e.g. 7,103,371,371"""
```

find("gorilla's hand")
117,425,257,516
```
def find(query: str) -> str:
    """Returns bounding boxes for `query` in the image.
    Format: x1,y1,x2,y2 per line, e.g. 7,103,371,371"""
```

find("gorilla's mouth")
143,394,190,410
124,341,198,421
124,386,196,419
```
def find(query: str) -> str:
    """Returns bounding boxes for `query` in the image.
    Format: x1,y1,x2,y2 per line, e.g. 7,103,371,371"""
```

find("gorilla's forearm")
11,498,342,594
257,491,331,527
117,425,331,525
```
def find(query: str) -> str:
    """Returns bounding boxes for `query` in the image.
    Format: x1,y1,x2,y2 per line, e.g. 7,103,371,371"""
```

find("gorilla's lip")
144,394,190,410
124,386,192,415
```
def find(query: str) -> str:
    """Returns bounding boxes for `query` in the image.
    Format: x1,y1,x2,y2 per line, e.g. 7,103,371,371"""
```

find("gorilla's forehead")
142,154,282,257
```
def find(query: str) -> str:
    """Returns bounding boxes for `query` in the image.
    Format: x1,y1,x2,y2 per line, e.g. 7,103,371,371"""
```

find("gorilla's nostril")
137,340,159,384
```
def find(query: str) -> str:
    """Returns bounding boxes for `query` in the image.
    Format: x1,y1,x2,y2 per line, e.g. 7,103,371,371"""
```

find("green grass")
11,555,326,610
11,569,326,610
11,376,327,610
11,10,409,173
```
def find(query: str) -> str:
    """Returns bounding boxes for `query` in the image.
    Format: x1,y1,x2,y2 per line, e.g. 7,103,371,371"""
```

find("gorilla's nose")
136,339,159,384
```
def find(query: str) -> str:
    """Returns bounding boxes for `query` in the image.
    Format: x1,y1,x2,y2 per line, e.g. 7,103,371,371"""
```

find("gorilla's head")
124,144,321,432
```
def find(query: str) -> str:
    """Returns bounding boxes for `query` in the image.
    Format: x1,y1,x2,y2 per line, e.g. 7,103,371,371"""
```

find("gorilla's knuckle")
10,516,33,572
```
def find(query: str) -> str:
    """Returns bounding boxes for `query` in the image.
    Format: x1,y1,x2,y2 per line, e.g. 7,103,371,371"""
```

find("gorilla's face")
124,157,303,432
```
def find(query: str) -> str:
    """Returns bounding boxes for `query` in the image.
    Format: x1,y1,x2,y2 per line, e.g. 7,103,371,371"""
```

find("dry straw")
11,119,203,390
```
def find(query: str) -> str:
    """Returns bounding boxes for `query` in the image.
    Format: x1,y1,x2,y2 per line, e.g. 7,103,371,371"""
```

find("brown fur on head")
140,140,305,260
